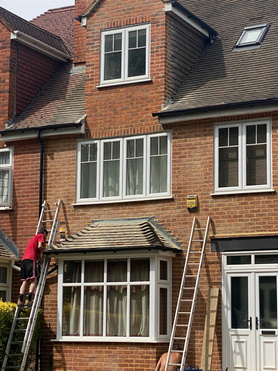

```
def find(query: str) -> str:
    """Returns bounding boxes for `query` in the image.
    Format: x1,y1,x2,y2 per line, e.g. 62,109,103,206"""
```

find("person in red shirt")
17,229,48,307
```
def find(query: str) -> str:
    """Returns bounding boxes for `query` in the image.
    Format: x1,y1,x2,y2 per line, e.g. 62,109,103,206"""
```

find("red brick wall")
38,110,278,370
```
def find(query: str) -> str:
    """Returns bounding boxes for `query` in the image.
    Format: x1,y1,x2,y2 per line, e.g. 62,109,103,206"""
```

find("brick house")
1,0,278,370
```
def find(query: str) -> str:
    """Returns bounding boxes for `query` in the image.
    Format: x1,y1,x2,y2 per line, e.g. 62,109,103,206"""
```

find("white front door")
223,254,278,371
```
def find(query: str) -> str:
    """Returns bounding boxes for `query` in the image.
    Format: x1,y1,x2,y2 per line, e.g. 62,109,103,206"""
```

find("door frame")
222,251,278,371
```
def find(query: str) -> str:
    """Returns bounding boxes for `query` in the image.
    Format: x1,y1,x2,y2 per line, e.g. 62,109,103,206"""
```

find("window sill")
51,337,169,343
211,188,276,196
97,77,152,88
0,206,13,211
72,195,173,206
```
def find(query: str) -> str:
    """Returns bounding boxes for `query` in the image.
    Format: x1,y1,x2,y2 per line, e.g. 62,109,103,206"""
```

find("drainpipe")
38,129,44,216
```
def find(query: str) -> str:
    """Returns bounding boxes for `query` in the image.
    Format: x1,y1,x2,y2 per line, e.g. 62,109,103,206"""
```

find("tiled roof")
2,63,85,130
48,218,182,253
159,0,278,115
0,6,69,55
0,229,19,260
31,6,75,57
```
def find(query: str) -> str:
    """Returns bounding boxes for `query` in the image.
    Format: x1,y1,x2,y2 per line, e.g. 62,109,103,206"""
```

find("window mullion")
127,258,131,338
103,259,107,338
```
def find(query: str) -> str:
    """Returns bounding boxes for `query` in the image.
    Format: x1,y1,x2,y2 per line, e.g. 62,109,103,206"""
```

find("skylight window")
236,23,269,47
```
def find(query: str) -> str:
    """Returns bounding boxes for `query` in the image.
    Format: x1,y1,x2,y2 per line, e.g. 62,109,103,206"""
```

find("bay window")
58,254,172,341
77,132,171,203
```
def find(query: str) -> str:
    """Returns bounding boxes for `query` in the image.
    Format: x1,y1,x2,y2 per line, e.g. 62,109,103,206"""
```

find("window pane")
160,261,168,280
231,277,248,329
128,48,146,77
219,147,238,187
130,285,149,336
107,260,127,282
84,286,103,336
104,51,121,80
62,286,81,336
259,276,277,329
126,139,144,196
159,288,167,335
131,259,149,281
80,163,97,198
107,286,127,336
0,291,6,301
0,151,10,165
230,127,238,146
246,125,256,144
246,144,266,185
0,267,7,283
128,29,146,77
150,136,168,194
103,142,120,197
0,170,9,204
63,261,81,283
219,128,228,147
257,124,267,143
105,34,113,52
227,256,251,265
255,255,278,264
85,261,104,282
241,28,262,44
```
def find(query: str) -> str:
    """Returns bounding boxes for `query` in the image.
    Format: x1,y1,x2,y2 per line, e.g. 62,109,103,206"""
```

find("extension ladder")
1,199,61,371
165,217,211,371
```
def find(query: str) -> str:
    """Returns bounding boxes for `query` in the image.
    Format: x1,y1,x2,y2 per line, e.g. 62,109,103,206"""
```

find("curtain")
0,170,9,204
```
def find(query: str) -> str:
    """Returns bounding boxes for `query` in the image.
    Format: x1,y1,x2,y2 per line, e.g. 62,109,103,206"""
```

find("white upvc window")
214,120,272,194
77,132,171,203
100,24,151,86
235,23,269,48
0,264,11,302
57,254,172,342
0,148,13,208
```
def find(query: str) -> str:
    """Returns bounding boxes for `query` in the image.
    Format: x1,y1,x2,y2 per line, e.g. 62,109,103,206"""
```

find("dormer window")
235,23,269,48
100,24,151,86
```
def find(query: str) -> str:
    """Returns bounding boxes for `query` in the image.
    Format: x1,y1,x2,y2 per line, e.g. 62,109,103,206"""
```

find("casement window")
0,148,13,208
100,24,150,85
0,264,11,301
77,132,171,203
57,255,172,342
214,120,272,193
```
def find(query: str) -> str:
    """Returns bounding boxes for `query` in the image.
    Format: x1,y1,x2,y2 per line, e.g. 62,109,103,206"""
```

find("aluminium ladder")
165,217,211,371
1,199,61,371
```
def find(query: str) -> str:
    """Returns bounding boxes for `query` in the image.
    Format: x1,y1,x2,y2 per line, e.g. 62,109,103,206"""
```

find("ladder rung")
169,363,182,366
11,340,24,345
178,311,190,314
192,239,204,242
181,299,193,302
183,287,195,290
7,353,23,357
185,274,197,277
176,324,188,327
174,336,187,340
42,219,54,222
195,227,206,230
44,209,56,213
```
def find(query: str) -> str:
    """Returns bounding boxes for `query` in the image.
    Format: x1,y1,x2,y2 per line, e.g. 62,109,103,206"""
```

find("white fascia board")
157,104,278,125
1,121,85,143
164,2,210,39
11,30,71,62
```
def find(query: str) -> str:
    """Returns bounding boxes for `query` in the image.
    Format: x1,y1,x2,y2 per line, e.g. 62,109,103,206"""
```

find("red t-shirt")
22,233,45,262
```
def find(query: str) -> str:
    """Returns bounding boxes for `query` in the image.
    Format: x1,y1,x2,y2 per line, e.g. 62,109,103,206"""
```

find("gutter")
0,118,86,142
152,99,278,124
11,30,71,62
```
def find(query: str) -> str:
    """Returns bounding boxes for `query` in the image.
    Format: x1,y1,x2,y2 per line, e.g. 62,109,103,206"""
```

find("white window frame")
0,147,13,209
213,119,272,194
0,263,11,302
76,132,172,204
56,252,173,342
235,23,269,48
100,24,151,86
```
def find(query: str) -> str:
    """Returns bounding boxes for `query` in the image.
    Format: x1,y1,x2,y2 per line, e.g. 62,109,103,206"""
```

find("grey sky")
0,0,75,21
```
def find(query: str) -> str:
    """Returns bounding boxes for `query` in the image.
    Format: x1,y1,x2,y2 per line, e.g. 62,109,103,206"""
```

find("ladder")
165,217,211,371
1,199,61,371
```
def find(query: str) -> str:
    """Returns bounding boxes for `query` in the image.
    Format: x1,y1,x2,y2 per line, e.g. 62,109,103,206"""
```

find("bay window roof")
48,218,182,254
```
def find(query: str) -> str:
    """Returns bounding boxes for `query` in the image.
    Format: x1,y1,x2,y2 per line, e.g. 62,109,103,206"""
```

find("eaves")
152,99,278,125
0,118,86,143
